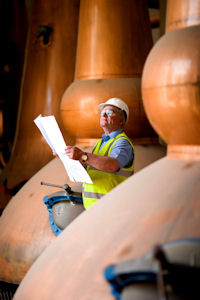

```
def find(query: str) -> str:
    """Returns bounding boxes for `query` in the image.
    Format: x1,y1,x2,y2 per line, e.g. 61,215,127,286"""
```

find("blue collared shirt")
99,129,134,169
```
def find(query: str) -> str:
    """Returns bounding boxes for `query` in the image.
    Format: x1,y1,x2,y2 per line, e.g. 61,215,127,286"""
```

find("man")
65,97,134,209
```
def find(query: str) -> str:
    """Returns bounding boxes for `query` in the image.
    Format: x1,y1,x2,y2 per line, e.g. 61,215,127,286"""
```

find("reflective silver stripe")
87,165,100,171
104,140,115,156
83,191,105,199
92,143,98,153
104,138,119,156
117,170,134,177
87,165,133,177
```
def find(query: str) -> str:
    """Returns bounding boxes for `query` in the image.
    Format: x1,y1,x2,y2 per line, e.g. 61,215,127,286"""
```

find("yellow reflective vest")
82,132,134,209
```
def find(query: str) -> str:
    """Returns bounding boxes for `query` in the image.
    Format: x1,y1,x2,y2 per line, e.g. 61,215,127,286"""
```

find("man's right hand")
65,146,84,161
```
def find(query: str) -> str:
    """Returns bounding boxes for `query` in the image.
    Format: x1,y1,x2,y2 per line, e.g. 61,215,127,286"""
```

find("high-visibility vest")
82,132,134,209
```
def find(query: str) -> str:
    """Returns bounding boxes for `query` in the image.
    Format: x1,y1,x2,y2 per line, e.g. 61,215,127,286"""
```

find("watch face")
82,154,87,161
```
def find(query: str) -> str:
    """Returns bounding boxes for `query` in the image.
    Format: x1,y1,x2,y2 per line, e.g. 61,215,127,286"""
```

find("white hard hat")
99,97,129,122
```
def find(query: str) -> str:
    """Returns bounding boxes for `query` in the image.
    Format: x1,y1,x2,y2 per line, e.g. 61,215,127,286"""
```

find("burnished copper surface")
168,145,200,160
134,144,166,171
0,141,165,284
74,0,152,80
0,0,79,208
166,0,200,32
60,0,155,143
0,0,165,286
61,78,156,143
0,158,82,284
11,2,200,298
142,25,200,145
13,152,200,300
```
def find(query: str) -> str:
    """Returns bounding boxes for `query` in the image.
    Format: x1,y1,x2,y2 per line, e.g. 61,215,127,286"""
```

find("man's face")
100,105,124,133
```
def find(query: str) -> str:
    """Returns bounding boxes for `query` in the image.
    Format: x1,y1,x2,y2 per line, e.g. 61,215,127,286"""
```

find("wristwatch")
81,152,88,162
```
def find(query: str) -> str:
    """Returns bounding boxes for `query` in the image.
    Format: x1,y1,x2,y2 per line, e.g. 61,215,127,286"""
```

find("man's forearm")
86,152,120,172
64,146,120,172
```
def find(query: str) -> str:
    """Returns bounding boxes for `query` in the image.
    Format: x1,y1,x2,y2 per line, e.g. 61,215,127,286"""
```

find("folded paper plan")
34,115,93,184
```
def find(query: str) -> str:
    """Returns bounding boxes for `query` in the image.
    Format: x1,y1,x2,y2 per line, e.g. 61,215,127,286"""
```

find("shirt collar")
102,128,123,140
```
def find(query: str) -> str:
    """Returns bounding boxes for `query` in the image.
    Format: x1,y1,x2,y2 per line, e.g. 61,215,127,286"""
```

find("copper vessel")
60,0,156,145
142,16,200,145
12,0,200,299
0,158,83,284
0,141,165,285
13,150,200,300
0,0,166,286
0,0,80,283
0,0,79,208
166,0,200,31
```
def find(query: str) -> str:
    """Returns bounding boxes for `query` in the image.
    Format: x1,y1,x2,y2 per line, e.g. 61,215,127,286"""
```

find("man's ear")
120,117,125,127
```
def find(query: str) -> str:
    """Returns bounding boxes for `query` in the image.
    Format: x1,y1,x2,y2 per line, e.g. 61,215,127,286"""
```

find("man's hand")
63,146,120,173
65,146,84,160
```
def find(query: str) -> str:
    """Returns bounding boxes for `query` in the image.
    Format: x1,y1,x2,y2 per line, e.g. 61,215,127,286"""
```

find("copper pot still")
0,0,79,208
12,152,200,300
0,0,165,293
0,0,80,284
12,0,200,299
60,0,156,145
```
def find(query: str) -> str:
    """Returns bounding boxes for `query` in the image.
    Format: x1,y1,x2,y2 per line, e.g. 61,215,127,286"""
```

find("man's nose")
102,111,107,117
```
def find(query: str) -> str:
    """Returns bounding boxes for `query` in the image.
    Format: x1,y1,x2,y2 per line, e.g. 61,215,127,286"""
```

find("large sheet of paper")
34,115,93,184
